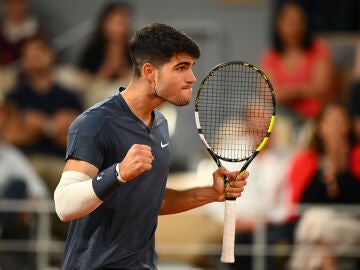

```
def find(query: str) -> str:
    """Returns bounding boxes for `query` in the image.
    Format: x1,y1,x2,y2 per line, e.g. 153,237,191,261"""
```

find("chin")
170,97,191,107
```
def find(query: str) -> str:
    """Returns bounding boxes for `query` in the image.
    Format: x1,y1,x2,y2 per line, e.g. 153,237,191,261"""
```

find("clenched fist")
118,144,154,181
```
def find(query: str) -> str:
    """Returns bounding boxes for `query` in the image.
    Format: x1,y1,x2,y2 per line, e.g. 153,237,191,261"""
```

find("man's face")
21,40,54,74
154,53,196,106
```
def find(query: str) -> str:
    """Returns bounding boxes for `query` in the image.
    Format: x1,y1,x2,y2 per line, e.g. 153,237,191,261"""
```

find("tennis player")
54,23,248,269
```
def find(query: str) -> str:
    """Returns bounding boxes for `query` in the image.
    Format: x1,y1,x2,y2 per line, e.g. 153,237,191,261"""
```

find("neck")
7,16,27,27
27,72,53,93
282,41,303,53
121,79,164,128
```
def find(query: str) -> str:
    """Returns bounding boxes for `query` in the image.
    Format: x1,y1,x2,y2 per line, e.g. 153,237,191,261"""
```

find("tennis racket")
194,61,276,263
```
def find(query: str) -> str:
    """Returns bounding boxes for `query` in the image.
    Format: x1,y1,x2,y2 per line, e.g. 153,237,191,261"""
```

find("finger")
235,170,249,181
229,179,247,188
136,149,154,160
225,170,245,181
129,145,154,161
214,166,230,178
136,155,154,164
133,144,152,151
225,187,245,198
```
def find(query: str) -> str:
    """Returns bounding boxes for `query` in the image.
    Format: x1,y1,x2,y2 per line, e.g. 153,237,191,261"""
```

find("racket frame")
194,61,276,263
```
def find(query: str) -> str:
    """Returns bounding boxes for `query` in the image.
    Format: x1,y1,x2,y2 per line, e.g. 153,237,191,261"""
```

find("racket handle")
221,200,236,263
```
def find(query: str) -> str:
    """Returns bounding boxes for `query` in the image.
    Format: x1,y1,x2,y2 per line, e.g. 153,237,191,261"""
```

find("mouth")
183,87,193,92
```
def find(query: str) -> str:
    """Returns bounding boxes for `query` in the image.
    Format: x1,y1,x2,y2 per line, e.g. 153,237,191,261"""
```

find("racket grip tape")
221,200,236,263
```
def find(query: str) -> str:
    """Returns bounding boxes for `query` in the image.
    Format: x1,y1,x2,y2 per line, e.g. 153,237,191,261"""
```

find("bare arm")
159,167,248,215
3,107,47,146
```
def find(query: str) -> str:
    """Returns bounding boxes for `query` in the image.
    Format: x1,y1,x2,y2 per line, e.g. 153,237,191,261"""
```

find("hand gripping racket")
194,61,276,263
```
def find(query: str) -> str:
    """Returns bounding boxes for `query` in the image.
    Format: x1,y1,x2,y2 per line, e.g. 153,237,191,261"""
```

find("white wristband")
115,164,126,183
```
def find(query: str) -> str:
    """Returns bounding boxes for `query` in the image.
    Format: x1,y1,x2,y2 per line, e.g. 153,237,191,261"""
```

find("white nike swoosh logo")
97,173,104,181
161,141,169,148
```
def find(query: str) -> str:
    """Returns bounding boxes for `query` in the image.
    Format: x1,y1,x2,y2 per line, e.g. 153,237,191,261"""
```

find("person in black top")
4,36,83,192
299,102,360,204
54,23,249,269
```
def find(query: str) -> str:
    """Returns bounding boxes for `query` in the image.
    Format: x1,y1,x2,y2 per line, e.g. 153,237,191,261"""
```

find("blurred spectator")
0,0,47,100
0,101,49,270
3,36,83,193
289,208,360,270
288,101,360,207
76,1,133,107
260,2,334,129
3,36,83,242
287,101,360,269
0,0,46,67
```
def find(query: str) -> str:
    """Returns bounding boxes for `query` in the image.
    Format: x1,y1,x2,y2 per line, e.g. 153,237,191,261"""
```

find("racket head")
195,61,276,164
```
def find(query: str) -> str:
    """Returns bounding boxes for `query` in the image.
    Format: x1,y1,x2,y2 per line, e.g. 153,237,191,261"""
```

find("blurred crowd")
197,1,360,270
0,0,359,269
0,0,133,268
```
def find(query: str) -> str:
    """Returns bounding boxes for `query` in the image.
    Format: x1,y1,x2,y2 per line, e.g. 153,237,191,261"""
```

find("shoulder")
309,37,331,57
290,149,318,165
259,48,279,67
69,107,108,137
154,109,167,124
288,149,319,181
0,143,25,160
68,95,120,136
6,80,30,98
0,143,36,171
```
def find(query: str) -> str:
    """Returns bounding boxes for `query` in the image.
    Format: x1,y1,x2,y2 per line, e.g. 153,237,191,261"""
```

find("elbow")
54,187,71,222
55,207,72,222
56,211,71,222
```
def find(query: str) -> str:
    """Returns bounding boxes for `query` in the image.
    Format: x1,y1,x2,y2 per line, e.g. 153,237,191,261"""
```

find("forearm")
278,82,326,101
159,187,219,215
55,162,125,221
54,171,102,222
3,119,40,146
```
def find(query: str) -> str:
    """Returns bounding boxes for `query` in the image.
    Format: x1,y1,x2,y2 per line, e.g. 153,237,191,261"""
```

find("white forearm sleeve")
54,171,102,221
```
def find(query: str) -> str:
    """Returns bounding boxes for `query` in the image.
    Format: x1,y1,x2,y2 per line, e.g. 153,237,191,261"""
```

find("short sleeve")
66,131,105,170
259,49,278,71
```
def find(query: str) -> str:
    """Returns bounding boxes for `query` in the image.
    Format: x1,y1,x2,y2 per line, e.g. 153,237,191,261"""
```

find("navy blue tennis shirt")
62,88,171,269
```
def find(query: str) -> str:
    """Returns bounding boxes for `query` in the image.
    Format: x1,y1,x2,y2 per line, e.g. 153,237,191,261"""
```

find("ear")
142,63,156,83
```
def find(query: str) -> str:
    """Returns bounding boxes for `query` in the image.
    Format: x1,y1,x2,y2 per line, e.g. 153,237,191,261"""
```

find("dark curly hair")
128,23,201,77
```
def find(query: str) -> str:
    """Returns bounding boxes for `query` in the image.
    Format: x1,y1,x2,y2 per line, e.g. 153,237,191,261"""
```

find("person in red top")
260,2,333,120
288,101,360,210
287,101,360,270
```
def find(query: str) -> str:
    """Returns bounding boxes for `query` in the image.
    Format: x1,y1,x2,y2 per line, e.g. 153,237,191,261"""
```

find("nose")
188,69,197,83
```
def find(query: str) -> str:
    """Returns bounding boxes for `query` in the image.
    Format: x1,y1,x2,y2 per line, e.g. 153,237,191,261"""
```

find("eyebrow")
174,61,195,68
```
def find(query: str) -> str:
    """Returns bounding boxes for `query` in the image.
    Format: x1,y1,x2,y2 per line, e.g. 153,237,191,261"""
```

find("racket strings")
197,63,273,160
